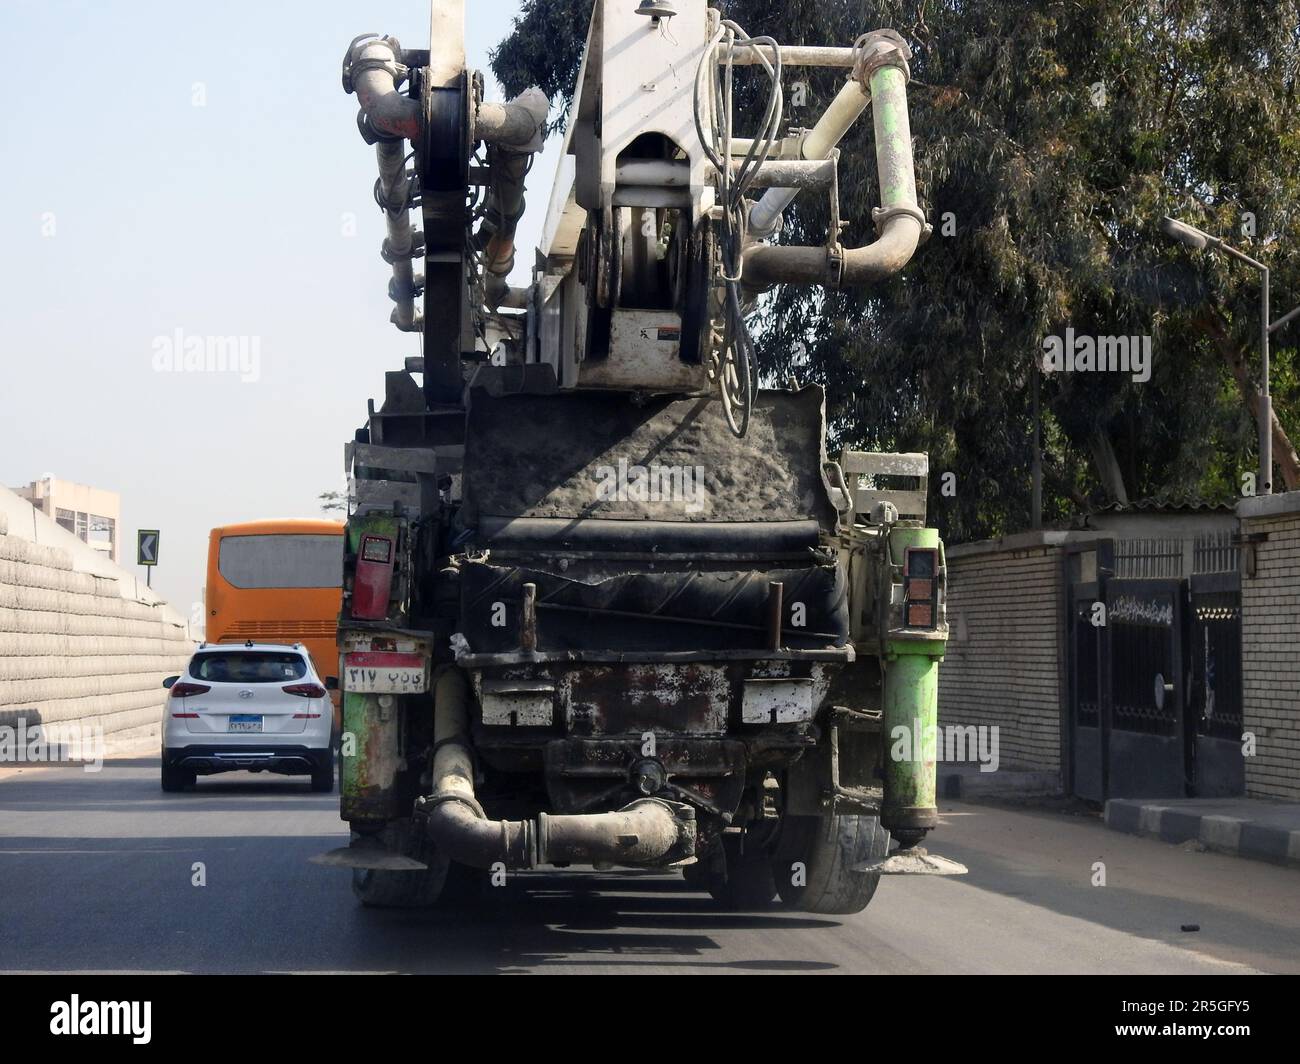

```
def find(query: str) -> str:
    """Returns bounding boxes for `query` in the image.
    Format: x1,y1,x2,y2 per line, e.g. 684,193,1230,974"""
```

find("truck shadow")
347,872,844,973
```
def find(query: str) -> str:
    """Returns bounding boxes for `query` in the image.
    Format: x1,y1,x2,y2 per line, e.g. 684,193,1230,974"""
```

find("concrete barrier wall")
0,488,194,743
1238,492,1300,801
939,536,1065,774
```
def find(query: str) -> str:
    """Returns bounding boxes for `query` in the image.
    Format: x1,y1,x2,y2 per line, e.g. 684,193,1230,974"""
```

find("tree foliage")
492,0,1300,542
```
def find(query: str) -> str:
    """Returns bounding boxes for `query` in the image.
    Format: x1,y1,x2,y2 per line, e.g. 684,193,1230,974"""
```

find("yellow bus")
205,519,345,729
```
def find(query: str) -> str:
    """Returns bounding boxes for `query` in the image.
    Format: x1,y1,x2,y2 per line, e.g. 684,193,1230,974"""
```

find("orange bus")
205,519,345,727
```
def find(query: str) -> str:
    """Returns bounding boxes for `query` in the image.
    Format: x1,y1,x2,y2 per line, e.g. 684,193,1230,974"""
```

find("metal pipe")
424,667,694,869
1158,217,1274,494
616,159,691,186
346,37,424,331
425,668,535,868
767,580,784,651
350,38,421,140
376,141,421,331
520,582,537,651
880,528,943,848
742,52,924,288
748,30,914,244
723,43,859,67
748,77,870,237
477,89,549,310
537,801,689,865
475,87,549,149
729,158,835,190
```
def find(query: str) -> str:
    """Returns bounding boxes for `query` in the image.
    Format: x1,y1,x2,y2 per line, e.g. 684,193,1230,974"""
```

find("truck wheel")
680,860,708,890
773,814,889,915
349,822,476,909
351,863,449,908
310,751,335,793
160,763,194,792
706,834,777,910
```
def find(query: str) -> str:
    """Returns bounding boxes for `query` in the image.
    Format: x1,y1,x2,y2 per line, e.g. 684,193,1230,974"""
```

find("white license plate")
228,715,263,732
344,664,426,694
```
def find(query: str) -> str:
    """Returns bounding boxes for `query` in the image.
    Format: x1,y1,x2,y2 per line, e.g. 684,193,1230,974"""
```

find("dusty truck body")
320,0,953,913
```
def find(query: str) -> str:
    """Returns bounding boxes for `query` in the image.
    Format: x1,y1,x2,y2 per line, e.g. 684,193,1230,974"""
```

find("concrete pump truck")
314,0,961,913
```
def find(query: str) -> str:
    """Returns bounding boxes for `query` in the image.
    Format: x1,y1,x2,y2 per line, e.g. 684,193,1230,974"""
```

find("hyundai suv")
161,642,336,792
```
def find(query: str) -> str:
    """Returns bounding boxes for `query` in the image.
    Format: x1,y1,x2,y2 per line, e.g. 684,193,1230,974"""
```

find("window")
190,652,307,683
218,534,342,589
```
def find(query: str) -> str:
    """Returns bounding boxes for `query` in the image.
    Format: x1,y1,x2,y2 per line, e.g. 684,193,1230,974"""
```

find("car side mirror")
162,675,179,689
325,676,339,691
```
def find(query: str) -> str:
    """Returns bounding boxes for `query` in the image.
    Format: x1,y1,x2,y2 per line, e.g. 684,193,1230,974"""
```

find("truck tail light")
283,683,327,699
170,682,211,698
352,533,395,619
903,547,940,629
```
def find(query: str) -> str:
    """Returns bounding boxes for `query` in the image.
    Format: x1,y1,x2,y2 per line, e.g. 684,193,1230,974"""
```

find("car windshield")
190,651,307,683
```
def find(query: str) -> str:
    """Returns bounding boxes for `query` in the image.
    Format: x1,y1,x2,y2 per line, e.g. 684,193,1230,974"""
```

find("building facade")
12,477,120,564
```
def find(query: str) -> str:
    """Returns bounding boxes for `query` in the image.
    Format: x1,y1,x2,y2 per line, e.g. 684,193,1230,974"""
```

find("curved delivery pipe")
421,668,694,869
742,31,927,290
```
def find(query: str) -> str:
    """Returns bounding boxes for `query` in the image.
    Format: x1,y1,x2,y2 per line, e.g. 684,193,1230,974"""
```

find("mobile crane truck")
314,0,964,912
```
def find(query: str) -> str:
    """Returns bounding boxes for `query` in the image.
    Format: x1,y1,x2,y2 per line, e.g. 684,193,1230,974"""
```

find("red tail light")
903,546,940,630
292,712,323,719
171,712,199,719
170,682,211,698
283,683,327,699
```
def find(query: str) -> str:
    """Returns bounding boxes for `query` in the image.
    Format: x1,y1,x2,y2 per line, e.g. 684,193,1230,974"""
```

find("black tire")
680,860,709,890
160,763,194,793
351,863,449,908
349,821,478,909
706,833,778,910
773,814,889,915
310,750,335,793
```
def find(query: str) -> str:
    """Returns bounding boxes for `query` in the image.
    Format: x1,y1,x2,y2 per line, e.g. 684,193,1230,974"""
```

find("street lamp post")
1159,215,1277,494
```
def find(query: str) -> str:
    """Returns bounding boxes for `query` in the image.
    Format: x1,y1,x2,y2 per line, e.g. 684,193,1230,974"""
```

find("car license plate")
228,714,263,732
344,652,427,694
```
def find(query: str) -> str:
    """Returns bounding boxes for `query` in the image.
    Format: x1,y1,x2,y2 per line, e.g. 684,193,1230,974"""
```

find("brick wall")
0,503,193,742
1238,494,1300,800
939,540,1064,774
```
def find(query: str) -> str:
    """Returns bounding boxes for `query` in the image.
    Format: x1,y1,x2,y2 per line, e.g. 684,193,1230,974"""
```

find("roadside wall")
1237,491,1300,801
939,535,1067,775
0,486,193,743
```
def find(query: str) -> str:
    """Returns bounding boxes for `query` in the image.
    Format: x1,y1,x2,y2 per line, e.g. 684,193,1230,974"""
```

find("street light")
1160,216,1300,493
1159,215,1276,493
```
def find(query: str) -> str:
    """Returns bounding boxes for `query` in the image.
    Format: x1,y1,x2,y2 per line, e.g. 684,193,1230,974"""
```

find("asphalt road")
2,749,1297,974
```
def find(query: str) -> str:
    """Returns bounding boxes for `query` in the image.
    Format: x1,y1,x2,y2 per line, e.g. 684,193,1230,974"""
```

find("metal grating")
1113,537,1183,579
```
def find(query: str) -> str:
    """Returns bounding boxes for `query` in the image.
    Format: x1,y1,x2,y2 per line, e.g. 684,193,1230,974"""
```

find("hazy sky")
1,0,561,616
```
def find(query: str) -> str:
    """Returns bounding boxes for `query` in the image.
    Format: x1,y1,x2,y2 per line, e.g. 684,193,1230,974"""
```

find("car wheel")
160,762,194,793
310,750,335,793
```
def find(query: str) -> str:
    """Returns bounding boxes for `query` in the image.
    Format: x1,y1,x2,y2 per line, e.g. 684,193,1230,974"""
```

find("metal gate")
1064,534,1243,801
1065,542,1107,802
1189,571,1245,797
1105,577,1185,798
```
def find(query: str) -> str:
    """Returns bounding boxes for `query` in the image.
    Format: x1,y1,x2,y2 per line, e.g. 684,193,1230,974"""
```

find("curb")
1105,799,1300,868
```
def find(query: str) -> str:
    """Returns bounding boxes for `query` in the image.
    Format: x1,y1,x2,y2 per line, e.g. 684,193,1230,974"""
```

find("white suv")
161,642,336,792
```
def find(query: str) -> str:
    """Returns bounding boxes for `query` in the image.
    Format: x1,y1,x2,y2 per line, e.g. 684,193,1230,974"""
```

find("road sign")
137,530,159,567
